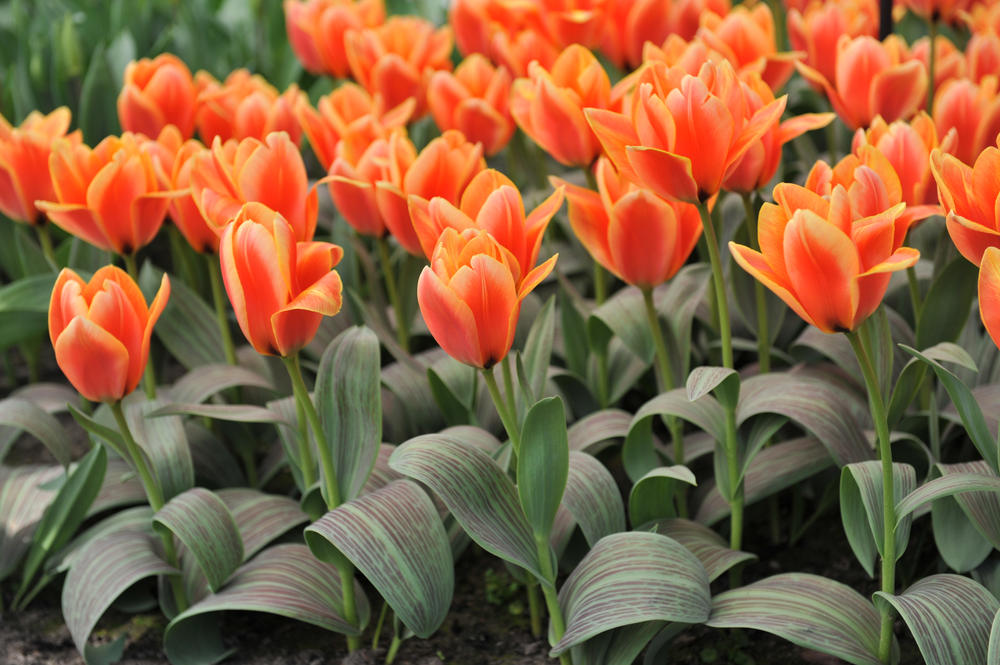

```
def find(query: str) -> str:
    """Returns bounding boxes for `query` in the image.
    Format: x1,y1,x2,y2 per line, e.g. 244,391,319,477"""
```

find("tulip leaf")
382,356,445,442
0,396,72,467
166,364,275,404
164,544,369,665
989,609,1000,665
896,470,1000,528
62,530,177,665
651,518,756,582
68,404,127,460
568,408,631,454
840,461,916,578
570,621,667,665
149,403,287,424
389,432,544,581
0,273,55,348
14,446,106,607
306,480,451,637
916,256,978,349
563,451,626,547
629,466,697,528
315,326,382,503
522,296,556,404
124,397,194,503
46,506,154,578
890,343,977,429
875,574,998,665
936,462,1000,552
90,457,146,514
707,573,882,665
186,423,246,489
155,275,226,370
686,366,739,411
558,287,589,379
932,487,993,573
552,532,711,656
217,488,309,560
517,397,568,543
427,358,477,426
0,465,62,581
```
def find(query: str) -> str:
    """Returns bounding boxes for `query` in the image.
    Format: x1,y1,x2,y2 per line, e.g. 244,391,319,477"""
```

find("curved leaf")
989,608,1000,665
652,518,756,583
916,256,978,349
0,465,61,580
0,397,72,467
896,472,1000,524
625,388,724,481
568,409,631,453
553,531,711,656
707,573,882,665
167,364,274,404
629,466,697,528
840,461,916,578
933,492,993,573
305,480,452,638
155,275,225,370
124,397,194,503
522,295,556,403
518,397,568,541
686,366,739,410
217,488,308,560
149,403,287,424
563,451,626,547
936,462,1000,552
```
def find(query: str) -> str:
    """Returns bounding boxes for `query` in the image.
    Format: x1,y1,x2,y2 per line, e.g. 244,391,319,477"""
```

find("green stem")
122,253,158,399
906,267,923,325
846,330,896,664
696,202,733,369
482,367,522,454
501,355,518,419
536,534,571,665
743,193,771,374
376,235,409,352
35,222,57,270
927,19,937,113
372,601,389,649
291,370,318,493
206,254,238,366
595,349,610,408
385,634,402,664
527,580,543,638
724,403,743,585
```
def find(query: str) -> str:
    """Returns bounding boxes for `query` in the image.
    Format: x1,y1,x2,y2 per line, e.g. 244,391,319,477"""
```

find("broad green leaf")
149,403,287,424
552,532,711,655
707,573,882,665
360,444,406,495
217,489,309,560
124,397,194,502
62,530,177,665
389,433,543,581
568,408,631,453
840,461,916,577
989,608,1000,665
570,621,666,665
563,451,626,547
68,404,127,460
15,446,106,605
558,287,589,379
875,574,998,665
916,256,978,349
937,462,1000,552
153,488,243,593
589,285,654,362
164,544,369,665
0,465,61,580
0,396,72,466
652,518,756,582
0,273,55,348
155,275,226,370
427,364,474,427
518,397,568,541
90,457,146,514
888,342,977,429
166,364,274,404
896,471,1000,528
382,354,445,441
186,423,246,489
305,480,452,637
522,296,556,404
48,506,154,577
686,366,739,411
315,326,382,503
629,466,697,528
933,489,992,573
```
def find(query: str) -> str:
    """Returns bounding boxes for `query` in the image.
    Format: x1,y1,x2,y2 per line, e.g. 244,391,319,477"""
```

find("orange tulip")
37,133,173,254
910,35,966,91
295,82,414,171
145,126,217,253
796,35,927,130
427,55,515,156
553,157,701,287
511,44,611,168
932,76,1000,166
344,16,453,117
930,136,1000,265
219,203,344,357
978,246,1000,350
284,0,385,77
409,168,563,266
968,32,1000,84
787,0,879,93
600,0,730,69
586,59,786,204
417,227,556,368
901,0,973,23
697,3,800,91
0,107,82,225
117,53,197,140
190,132,318,241
194,69,304,145
450,0,549,62
49,266,170,403
490,29,562,78
730,177,917,333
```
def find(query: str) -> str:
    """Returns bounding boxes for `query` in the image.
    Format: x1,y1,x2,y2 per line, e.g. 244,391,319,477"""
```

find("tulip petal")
945,211,1000,266
870,61,927,126
86,155,150,254
626,146,699,203
518,254,557,299
554,176,614,275
585,107,641,183
37,202,112,252
135,274,170,393
417,267,483,367
375,182,423,256
979,247,1000,351
54,317,130,402
272,270,343,356
607,190,676,286
326,172,384,237
449,256,520,367
221,220,288,355
729,241,816,330
48,269,88,346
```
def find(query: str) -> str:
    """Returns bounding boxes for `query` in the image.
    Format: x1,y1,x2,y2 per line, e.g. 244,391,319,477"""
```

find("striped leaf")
989,608,1000,665
150,403,287,424
316,326,382,503
68,404,127,461
841,462,917,577
686,366,739,410
0,465,61,580
553,531,711,656
518,397,568,542
305,480,452,638
625,388,724,481
568,409,631,454
90,457,146,514
427,362,475,426
186,423,245,489
389,432,543,580
629,466,697,528
652,518,756,582
522,296,556,404
936,462,1000,552
49,506,154,576
695,437,832,525
737,372,871,465
155,276,225,370
164,544,369,665
62,530,177,662
707,573,882,665
563,451,626,547
0,397,72,467
124,397,194,502
570,621,666,665
153,488,243,593
933,495,993,572
166,364,274,404
360,444,406,495
217,488,309,560
875,574,998,665
896,469,1000,529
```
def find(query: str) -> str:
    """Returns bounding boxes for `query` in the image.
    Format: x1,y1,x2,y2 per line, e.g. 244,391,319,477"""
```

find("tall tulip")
930,136,1000,266
194,70,304,144
978,246,1000,350
931,76,1000,166
427,55,515,157
49,266,170,403
284,0,385,77
787,0,879,92
117,53,198,140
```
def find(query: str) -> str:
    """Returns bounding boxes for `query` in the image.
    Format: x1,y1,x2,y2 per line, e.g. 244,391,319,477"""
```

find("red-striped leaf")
155,275,226,370
518,397,568,542
568,409,631,454
563,451,626,547
625,388,724,481
988,608,1000,665
652,518,756,582
123,397,194,502
305,480,452,638
149,403,287,424
552,531,711,656
166,364,274,404
896,469,1000,530
217,488,308,560
934,462,1000,556
841,461,916,577
0,397,72,467
686,366,739,410
707,573,882,665
875,574,998,665
89,457,146,514
629,466,697,528
360,444,406,495
186,422,245,489
49,506,153,576
0,465,61,580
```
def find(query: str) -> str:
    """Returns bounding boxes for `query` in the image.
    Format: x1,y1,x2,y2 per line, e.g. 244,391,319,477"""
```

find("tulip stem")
35,222,58,270
110,400,188,613
482,367,521,455
926,19,937,113
696,202,733,370
527,579,543,637
281,354,362,652
377,236,409,353
584,164,608,306
206,254,238,366
122,252,157,399
846,329,897,664
536,533,571,665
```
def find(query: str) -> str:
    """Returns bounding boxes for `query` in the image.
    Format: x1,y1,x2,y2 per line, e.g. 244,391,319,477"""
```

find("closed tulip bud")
787,0,879,92
932,76,1000,166
284,0,385,77
930,136,1000,266
697,3,800,91
145,127,217,253
195,70,304,145
417,227,556,369
427,55,515,156
117,53,198,140
220,203,344,357
49,266,170,403
978,246,1000,351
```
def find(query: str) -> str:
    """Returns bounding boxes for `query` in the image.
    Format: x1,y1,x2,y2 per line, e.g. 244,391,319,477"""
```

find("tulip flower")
427,55,515,156
190,132,318,242
729,177,918,333
117,53,198,140
968,32,1000,84
417,227,556,369
146,127,217,254
0,107,82,225
910,34,965,91
932,76,1000,166
930,136,1000,266
220,203,343,357
553,157,701,287
49,265,170,403
697,3,801,91
600,0,731,69
978,246,1000,351
900,0,973,23
451,0,548,61
194,69,304,145
37,133,173,255
787,0,879,92
283,0,385,77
